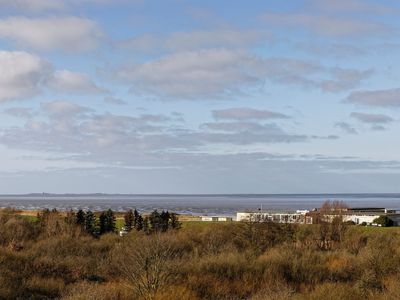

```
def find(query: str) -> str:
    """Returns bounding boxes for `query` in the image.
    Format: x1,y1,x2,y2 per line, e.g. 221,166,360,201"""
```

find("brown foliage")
0,211,400,299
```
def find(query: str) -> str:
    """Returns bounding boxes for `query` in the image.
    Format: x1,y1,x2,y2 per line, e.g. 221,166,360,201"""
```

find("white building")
236,210,312,224
201,216,233,222
322,208,399,225
237,207,399,226
201,216,216,222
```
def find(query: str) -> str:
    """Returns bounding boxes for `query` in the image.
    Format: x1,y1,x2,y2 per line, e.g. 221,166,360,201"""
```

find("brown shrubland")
0,209,400,299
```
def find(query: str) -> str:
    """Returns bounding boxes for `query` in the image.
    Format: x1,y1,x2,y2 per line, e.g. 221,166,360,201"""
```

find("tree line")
123,209,181,234
37,208,181,237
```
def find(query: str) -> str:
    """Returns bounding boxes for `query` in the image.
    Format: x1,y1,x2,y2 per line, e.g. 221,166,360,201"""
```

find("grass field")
358,225,400,232
116,218,124,230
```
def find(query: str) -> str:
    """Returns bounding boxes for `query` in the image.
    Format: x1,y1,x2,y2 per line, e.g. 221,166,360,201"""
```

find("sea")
0,194,399,217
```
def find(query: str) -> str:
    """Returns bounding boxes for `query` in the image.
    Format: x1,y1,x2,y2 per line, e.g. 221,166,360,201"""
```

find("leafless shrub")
115,234,178,299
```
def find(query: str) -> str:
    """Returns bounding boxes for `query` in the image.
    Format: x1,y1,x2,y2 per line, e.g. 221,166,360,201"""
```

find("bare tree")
317,200,349,249
116,234,177,299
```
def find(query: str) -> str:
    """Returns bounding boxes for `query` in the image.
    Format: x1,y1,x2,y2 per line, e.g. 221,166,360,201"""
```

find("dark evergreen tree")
99,211,107,234
169,213,181,230
84,210,97,235
76,209,85,226
105,209,116,233
136,214,144,231
124,209,134,231
160,210,170,232
133,209,140,228
149,210,162,232
98,209,116,234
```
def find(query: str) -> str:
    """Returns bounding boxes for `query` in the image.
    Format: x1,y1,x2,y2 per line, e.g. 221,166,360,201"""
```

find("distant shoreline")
1,193,400,197
1,194,399,217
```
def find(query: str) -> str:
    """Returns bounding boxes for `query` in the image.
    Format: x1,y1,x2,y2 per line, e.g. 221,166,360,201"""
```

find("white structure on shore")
201,216,233,222
236,210,312,224
236,207,400,226
320,208,400,225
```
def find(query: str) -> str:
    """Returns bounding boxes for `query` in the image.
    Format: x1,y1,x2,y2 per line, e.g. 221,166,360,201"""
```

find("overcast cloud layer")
0,0,400,193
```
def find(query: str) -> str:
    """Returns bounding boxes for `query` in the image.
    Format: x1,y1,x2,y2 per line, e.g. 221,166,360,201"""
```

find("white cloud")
194,123,307,145
0,17,103,52
46,70,106,94
213,107,289,120
197,122,308,145
115,49,261,99
41,101,92,118
0,0,66,12
0,0,129,13
4,107,34,118
0,51,51,102
114,48,370,100
335,122,358,134
320,68,373,92
0,50,106,101
370,125,386,131
0,101,311,166
346,88,400,107
119,29,269,52
262,12,391,37
307,0,392,14
350,112,393,124
104,96,127,105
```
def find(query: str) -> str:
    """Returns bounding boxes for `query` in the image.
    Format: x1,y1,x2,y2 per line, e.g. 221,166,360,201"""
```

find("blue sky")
0,0,400,193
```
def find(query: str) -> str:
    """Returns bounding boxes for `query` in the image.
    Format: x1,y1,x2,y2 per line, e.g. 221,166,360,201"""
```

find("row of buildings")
201,216,233,222
202,207,400,226
236,210,313,224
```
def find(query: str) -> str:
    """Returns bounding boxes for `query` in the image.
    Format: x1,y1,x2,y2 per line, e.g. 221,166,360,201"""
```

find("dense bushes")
373,215,394,227
1,208,400,299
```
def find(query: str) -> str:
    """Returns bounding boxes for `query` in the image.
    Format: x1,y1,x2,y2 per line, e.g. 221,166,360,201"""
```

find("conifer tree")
84,210,97,235
136,214,144,231
98,209,116,234
160,210,170,232
106,209,116,233
149,210,162,232
99,211,107,234
76,209,85,226
169,213,181,230
133,209,140,228
124,209,134,231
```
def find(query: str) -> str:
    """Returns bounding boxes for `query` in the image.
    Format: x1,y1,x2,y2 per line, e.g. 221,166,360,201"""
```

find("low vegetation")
0,207,400,299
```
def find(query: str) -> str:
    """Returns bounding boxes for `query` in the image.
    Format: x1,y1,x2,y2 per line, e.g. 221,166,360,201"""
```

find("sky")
0,0,400,194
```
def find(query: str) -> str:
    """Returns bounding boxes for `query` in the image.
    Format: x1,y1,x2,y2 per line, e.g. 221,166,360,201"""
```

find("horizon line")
1,193,400,196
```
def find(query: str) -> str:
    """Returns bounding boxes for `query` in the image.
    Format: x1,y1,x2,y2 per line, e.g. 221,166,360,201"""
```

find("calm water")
0,194,399,217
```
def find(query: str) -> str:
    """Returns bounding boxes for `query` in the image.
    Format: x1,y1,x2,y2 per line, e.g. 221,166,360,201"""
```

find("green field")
116,218,124,231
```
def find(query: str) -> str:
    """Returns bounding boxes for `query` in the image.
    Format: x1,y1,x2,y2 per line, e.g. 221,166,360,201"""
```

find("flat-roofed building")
237,207,400,226
201,216,217,222
309,207,400,226
201,216,233,222
236,210,312,224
